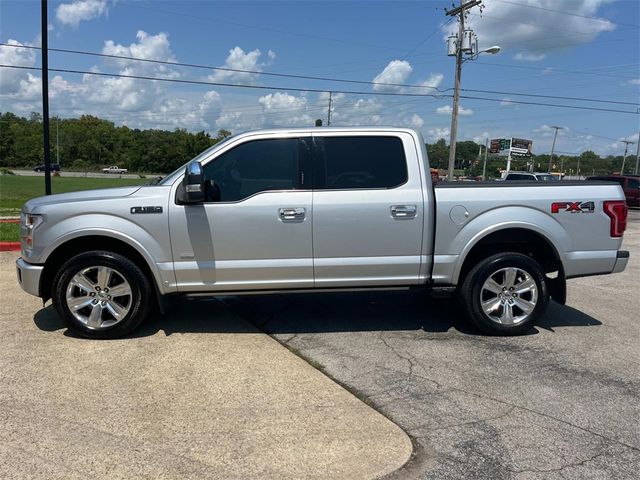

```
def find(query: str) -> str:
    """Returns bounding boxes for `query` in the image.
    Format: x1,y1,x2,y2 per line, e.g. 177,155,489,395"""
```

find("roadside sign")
490,138,511,156
511,138,533,158
490,138,532,158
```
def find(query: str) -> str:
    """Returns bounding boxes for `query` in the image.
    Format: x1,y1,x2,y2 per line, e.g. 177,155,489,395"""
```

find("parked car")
503,171,559,181
33,164,60,173
586,175,639,207
16,128,629,339
102,166,128,174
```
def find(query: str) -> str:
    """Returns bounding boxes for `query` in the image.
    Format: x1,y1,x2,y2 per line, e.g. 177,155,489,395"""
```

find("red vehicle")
587,175,640,207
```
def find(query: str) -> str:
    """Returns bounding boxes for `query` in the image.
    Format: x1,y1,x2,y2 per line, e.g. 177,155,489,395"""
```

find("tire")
52,251,151,339
459,252,549,335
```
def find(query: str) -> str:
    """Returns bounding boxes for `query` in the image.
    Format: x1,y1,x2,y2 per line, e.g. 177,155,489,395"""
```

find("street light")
447,43,500,181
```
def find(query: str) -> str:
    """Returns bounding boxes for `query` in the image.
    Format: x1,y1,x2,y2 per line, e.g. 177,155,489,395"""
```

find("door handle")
279,207,306,222
391,205,417,219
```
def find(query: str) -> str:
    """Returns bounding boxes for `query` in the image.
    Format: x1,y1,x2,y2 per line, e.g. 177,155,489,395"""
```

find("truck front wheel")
460,252,549,335
52,251,151,339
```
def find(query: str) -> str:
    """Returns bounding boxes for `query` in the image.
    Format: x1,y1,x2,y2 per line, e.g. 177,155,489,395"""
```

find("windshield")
158,135,236,185
536,174,558,181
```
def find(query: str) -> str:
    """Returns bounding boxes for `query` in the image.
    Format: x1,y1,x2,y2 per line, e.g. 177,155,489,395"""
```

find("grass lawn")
0,175,146,216
0,222,20,242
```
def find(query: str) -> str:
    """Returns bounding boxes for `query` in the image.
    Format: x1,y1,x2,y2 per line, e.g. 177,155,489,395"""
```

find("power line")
493,0,639,29
2,63,637,115
3,42,636,108
461,88,638,106
459,94,638,115
473,59,637,80
0,63,448,99
0,42,450,92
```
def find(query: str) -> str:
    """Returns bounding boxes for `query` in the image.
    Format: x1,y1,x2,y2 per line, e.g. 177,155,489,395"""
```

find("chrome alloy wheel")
65,266,133,329
480,267,538,325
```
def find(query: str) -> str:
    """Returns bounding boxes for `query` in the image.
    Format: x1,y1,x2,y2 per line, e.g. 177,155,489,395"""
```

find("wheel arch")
456,227,565,302
40,235,162,305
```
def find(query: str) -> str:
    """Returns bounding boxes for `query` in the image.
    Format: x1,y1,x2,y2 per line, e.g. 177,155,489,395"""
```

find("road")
231,208,640,479
12,169,156,180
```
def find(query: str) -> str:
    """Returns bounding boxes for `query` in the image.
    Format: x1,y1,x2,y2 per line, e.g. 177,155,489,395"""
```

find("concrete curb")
0,242,20,251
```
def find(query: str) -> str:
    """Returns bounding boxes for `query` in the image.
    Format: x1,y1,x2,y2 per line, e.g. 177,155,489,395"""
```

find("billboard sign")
510,138,533,158
490,138,511,157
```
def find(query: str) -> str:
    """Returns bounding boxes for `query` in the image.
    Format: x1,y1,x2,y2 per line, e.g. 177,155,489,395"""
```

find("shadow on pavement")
33,290,602,338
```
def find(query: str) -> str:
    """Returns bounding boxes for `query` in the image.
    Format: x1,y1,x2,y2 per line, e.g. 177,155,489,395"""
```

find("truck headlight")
20,213,44,249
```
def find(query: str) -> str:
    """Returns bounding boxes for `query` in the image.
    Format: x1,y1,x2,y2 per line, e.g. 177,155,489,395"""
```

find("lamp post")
447,44,500,181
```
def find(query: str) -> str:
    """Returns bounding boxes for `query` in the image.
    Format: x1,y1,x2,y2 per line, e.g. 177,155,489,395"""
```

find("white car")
102,166,128,174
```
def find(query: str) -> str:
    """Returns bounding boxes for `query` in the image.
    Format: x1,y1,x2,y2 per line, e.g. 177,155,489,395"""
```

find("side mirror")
176,161,205,204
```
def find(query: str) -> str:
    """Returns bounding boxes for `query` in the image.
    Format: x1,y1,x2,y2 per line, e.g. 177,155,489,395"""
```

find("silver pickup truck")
16,127,629,338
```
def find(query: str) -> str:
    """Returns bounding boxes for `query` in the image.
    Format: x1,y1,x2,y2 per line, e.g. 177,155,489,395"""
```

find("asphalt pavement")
232,209,640,480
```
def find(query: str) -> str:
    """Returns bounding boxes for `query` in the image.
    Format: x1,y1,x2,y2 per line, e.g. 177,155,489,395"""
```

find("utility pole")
634,133,639,175
41,0,51,195
620,140,634,174
327,91,332,127
482,137,488,180
547,126,562,173
56,116,60,164
445,0,482,181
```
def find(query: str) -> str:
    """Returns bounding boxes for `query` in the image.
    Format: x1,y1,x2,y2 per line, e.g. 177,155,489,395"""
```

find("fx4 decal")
551,201,595,214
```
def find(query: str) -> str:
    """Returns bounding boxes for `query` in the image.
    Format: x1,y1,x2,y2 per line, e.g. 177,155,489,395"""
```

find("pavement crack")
414,379,640,453
378,332,415,391
414,406,518,434
508,447,630,474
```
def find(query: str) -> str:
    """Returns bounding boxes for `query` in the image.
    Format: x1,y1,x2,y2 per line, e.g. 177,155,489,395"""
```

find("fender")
40,215,177,295
446,206,570,285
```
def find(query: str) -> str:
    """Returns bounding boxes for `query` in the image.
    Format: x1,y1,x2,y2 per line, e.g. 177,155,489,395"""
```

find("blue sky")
1,0,638,156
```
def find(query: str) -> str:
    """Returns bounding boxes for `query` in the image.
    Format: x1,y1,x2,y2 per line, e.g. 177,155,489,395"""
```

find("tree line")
0,112,632,177
0,112,230,174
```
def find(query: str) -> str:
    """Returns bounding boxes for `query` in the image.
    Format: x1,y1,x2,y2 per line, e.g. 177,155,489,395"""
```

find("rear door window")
316,136,408,190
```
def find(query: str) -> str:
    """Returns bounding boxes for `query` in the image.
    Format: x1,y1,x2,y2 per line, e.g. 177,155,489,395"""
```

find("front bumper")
612,250,629,274
16,257,44,297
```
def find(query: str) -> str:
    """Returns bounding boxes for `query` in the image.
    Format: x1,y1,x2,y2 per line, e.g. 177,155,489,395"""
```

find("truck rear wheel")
460,252,549,335
52,251,151,339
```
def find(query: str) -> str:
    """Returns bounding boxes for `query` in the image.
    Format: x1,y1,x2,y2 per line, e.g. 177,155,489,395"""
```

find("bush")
0,168,15,175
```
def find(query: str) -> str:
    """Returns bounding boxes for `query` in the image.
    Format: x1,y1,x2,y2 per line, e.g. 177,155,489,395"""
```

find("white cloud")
436,105,473,116
426,127,450,142
215,92,317,132
372,60,413,92
77,31,180,111
259,92,307,112
56,0,109,27
418,73,444,92
534,124,569,138
1,32,229,133
0,40,37,95
143,90,221,131
500,98,514,106
514,52,546,62
409,113,424,129
209,46,272,85
472,131,490,144
445,1,616,61
102,31,178,77
629,79,640,85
